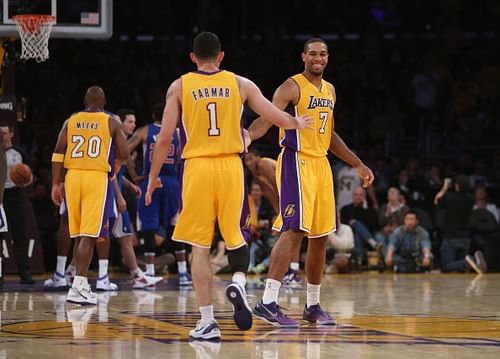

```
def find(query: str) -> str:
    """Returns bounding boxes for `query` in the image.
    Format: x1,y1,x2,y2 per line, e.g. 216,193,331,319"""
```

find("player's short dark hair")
193,32,221,60
152,102,165,121
303,37,328,52
116,108,135,122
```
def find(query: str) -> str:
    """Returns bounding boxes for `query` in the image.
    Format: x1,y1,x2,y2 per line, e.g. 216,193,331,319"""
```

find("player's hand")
355,163,374,188
145,177,162,206
116,194,127,213
51,182,65,206
243,128,252,152
130,183,142,199
295,115,314,129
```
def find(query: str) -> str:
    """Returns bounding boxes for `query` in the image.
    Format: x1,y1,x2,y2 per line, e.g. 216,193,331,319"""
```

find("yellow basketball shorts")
172,155,250,249
65,169,110,238
273,148,336,238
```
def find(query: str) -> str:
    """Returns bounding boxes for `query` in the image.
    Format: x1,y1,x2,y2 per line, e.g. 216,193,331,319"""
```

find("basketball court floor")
1,273,499,358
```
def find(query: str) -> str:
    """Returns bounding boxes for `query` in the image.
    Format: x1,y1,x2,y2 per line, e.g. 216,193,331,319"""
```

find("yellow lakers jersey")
279,73,335,157
64,111,113,172
180,70,244,159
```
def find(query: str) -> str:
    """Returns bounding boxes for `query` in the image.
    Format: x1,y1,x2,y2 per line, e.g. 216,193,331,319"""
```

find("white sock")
307,283,321,308
262,278,281,305
368,239,377,248
232,272,246,288
199,304,214,323
146,263,155,276
290,262,300,271
98,259,109,279
56,256,67,275
72,275,88,290
177,260,187,274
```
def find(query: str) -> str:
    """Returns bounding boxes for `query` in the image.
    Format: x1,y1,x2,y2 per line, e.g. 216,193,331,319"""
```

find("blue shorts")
107,181,133,239
137,175,180,231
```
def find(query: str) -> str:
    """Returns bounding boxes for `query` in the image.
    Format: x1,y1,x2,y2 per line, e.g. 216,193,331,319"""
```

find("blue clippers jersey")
141,123,179,177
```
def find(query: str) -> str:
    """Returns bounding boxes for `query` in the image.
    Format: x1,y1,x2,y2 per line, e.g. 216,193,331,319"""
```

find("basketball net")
12,15,56,63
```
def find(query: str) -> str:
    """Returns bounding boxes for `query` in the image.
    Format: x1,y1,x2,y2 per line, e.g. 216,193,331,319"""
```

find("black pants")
4,187,31,277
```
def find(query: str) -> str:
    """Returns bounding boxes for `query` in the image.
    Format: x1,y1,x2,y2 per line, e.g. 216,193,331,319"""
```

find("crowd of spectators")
4,0,499,274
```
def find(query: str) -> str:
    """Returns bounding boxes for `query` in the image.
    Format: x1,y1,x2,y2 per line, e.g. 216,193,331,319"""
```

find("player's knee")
227,244,249,274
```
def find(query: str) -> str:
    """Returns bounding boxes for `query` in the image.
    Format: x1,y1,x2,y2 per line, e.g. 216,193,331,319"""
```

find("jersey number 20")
71,135,102,158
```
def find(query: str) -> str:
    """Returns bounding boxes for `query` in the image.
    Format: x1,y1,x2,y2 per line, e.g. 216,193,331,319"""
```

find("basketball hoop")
12,15,56,63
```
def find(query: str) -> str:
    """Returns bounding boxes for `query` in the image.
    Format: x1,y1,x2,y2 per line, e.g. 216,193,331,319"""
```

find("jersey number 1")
207,102,220,136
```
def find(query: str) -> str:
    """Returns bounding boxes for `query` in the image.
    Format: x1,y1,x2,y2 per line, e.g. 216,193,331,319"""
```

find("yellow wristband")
51,153,65,162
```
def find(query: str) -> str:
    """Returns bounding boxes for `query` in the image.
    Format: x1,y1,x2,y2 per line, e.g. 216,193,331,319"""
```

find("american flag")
81,12,100,25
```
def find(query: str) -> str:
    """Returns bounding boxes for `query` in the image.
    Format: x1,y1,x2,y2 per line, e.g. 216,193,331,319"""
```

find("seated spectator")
376,187,409,255
325,223,354,274
434,175,486,273
473,185,499,224
340,186,380,261
384,211,433,273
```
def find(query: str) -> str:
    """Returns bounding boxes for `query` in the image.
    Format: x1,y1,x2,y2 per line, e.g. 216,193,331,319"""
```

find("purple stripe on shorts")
279,148,302,232
280,105,298,151
99,178,112,238
179,122,187,155
239,159,251,242
178,159,185,212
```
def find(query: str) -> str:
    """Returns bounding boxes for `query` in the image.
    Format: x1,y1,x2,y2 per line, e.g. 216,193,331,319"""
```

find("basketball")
10,163,32,187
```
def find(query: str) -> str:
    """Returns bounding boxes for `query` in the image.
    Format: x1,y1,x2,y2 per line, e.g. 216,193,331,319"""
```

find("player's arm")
145,79,181,205
248,79,299,141
127,125,147,153
112,176,127,213
51,120,69,205
259,159,278,192
110,115,129,163
122,175,141,198
125,127,146,183
326,84,374,188
240,76,312,132
0,134,6,205
329,131,374,188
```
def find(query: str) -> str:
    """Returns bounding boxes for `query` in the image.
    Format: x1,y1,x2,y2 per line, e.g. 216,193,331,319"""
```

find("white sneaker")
96,275,118,291
132,274,163,289
44,272,68,288
189,319,221,340
67,285,97,305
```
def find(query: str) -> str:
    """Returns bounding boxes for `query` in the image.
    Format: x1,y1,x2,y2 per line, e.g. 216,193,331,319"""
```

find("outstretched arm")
247,78,301,141
241,76,312,133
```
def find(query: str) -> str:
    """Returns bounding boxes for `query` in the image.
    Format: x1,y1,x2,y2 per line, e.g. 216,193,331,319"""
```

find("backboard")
0,0,112,39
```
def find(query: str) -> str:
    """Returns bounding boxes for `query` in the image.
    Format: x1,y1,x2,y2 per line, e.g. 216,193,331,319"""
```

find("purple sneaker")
225,283,253,331
253,300,299,328
303,304,337,325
